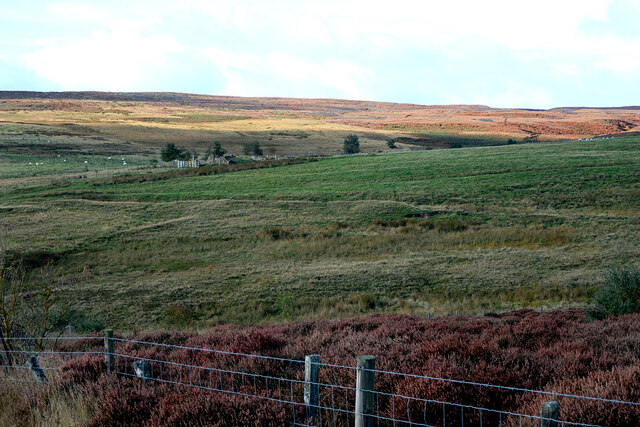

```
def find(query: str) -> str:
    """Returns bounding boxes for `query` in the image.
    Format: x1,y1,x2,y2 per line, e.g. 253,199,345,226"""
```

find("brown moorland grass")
2,92,640,160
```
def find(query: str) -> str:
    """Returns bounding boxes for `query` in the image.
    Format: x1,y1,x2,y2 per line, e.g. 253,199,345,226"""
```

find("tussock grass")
0,377,95,426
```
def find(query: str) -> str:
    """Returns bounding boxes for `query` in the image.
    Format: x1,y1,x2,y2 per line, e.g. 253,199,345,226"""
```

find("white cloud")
588,37,640,72
4,0,639,105
44,2,160,31
186,0,640,75
182,0,617,51
22,30,180,90
595,55,640,72
467,81,555,109
551,63,579,77
204,48,373,98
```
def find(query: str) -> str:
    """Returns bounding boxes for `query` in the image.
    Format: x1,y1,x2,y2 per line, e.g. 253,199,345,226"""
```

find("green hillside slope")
2,137,639,329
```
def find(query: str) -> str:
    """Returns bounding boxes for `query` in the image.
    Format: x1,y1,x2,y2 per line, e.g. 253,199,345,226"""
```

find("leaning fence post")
27,355,47,384
104,329,114,373
304,354,320,424
540,401,560,427
355,355,375,427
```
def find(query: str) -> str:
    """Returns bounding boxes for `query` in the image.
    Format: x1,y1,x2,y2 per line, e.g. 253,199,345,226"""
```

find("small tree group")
344,134,360,154
205,141,226,159
161,143,190,162
242,141,263,156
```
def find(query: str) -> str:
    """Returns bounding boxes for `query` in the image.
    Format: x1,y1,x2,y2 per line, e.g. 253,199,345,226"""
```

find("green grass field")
2,136,639,330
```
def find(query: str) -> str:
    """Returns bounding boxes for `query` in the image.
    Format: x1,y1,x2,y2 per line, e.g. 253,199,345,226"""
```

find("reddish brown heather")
14,309,640,426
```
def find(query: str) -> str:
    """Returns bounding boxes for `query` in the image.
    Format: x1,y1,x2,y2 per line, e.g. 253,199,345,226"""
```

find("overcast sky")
1,0,639,108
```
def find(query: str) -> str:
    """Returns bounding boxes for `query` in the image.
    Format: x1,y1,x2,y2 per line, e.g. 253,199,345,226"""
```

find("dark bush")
435,219,467,232
252,141,263,156
257,227,292,240
161,143,187,162
344,134,360,154
57,309,105,333
590,266,640,319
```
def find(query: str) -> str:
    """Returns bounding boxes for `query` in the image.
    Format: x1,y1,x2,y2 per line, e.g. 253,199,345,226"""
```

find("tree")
161,143,184,162
1,263,73,365
0,224,76,366
252,141,263,156
344,134,360,154
386,138,397,149
242,143,252,156
213,141,226,157
1,226,72,366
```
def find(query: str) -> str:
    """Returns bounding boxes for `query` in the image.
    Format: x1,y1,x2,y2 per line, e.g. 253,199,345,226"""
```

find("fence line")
0,348,599,427
7,336,103,341
109,336,640,408
3,333,637,426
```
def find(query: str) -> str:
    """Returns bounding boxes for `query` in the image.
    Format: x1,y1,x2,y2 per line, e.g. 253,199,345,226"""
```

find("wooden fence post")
104,329,114,373
540,401,560,427
355,355,375,427
304,354,320,425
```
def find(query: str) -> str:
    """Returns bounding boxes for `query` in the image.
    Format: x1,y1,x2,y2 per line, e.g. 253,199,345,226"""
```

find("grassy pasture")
1,136,639,330
0,130,161,194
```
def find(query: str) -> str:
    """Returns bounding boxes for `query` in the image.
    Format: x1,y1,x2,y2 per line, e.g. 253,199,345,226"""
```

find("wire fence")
2,334,638,426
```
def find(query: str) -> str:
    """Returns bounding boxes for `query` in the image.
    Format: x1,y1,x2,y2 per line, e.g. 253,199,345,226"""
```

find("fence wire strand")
110,336,640,408
2,335,631,426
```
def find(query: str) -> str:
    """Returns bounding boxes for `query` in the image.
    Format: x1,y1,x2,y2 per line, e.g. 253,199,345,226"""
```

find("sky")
1,0,639,109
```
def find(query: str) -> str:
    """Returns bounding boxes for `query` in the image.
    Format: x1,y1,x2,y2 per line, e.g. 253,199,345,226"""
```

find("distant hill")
1,91,638,156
